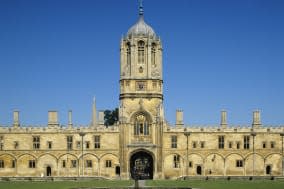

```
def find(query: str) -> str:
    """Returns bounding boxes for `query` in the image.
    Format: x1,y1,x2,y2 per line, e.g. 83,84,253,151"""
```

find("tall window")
0,160,4,168
126,42,131,65
106,160,112,168
236,160,243,167
85,141,90,149
71,160,77,168
94,135,100,149
33,136,40,149
171,136,177,148
173,155,180,168
62,160,66,168
263,142,266,148
151,43,156,65
218,136,225,149
86,160,92,168
29,160,36,168
67,136,73,150
14,141,19,149
200,141,205,148
47,141,52,149
134,114,149,136
244,136,250,149
0,136,3,150
138,41,145,64
236,141,240,149
271,141,275,148
12,160,16,168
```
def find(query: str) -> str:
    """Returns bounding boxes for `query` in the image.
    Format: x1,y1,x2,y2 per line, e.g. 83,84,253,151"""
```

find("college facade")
0,4,284,180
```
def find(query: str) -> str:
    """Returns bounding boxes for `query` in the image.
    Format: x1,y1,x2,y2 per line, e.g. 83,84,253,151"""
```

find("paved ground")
138,180,145,187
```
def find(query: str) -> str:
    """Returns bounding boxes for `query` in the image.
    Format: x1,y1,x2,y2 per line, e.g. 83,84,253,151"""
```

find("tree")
104,108,118,126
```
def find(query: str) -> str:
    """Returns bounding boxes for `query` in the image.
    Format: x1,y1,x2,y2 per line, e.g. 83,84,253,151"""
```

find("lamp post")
79,132,86,177
251,132,256,176
184,131,191,177
280,132,284,176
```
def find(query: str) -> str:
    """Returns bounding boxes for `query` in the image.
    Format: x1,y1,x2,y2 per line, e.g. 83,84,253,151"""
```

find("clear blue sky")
0,0,283,126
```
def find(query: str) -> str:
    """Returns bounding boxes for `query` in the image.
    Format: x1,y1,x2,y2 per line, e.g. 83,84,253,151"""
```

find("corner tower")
119,2,164,179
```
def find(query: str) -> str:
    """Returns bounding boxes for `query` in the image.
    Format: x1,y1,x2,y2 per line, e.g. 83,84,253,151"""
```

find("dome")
127,16,156,37
127,3,156,37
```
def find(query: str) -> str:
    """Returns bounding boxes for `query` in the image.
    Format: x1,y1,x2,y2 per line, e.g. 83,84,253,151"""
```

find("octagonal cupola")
127,2,156,37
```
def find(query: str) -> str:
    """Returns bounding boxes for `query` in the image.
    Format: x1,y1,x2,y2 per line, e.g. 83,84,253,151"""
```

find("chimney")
48,111,59,127
13,110,20,127
252,110,261,128
98,111,104,125
220,110,227,128
175,109,184,127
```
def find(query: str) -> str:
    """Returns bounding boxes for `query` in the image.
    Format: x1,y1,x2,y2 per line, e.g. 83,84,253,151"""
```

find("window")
263,142,266,148
171,136,177,148
62,160,66,168
47,141,52,149
236,142,240,149
12,160,16,168
76,141,81,149
0,160,4,168
85,141,90,149
151,43,156,65
94,135,100,149
134,114,149,136
270,141,275,148
14,141,19,149
86,160,92,168
200,141,205,148
29,160,36,168
67,136,73,150
192,141,197,148
106,160,112,168
33,136,40,149
189,161,192,168
228,141,233,148
236,160,243,167
138,41,145,64
173,155,180,168
126,42,131,65
244,136,250,149
71,160,77,168
218,136,225,149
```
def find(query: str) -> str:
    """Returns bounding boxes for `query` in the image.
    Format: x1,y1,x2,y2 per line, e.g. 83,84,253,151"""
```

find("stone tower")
118,2,164,179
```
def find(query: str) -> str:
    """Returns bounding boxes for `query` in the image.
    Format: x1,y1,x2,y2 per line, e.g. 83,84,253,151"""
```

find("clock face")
137,81,146,91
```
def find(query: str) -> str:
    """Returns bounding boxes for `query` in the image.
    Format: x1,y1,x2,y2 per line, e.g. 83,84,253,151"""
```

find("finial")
139,0,144,16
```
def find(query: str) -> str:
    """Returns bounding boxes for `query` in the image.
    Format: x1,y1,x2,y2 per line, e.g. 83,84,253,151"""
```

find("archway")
197,165,202,175
46,166,52,176
130,151,153,180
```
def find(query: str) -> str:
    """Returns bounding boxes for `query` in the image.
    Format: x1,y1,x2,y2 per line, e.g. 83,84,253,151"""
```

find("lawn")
0,180,133,189
146,180,284,189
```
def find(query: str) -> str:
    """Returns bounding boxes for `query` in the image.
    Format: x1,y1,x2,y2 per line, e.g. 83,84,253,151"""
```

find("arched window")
138,41,145,64
134,114,149,136
126,42,131,65
151,43,156,65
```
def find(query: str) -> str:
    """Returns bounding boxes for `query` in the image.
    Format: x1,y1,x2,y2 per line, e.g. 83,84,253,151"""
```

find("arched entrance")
46,166,51,176
196,165,202,175
266,165,271,175
130,151,153,180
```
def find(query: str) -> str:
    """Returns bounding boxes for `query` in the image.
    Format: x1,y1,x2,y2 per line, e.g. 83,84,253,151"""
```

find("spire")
139,0,144,17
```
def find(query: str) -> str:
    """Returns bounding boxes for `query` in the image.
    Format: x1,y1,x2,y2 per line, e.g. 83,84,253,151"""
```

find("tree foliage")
104,108,118,126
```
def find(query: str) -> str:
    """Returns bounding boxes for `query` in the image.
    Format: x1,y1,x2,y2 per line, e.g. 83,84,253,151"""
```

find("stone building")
0,3,284,180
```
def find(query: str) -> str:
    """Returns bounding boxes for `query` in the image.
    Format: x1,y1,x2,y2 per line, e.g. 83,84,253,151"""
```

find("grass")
146,180,284,189
0,180,133,189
